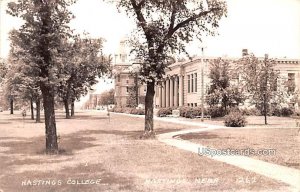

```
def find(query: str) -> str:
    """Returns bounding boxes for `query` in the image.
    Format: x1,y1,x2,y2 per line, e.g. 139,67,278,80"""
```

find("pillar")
179,75,183,106
166,78,170,107
174,76,179,107
170,77,174,107
162,80,166,108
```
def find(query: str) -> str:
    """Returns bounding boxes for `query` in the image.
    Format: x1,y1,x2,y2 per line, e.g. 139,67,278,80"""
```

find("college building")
113,45,300,109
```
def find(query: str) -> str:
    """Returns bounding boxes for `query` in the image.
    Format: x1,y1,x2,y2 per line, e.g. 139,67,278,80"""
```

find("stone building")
114,48,300,109
154,52,300,108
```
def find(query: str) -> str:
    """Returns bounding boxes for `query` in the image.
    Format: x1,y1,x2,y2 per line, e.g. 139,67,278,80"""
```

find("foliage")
207,106,226,118
206,58,245,113
224,111,247,127
108,0,227,132
280,107,294,117
240,108,261,116
0,58,7,84
7,0,76,153
238,54,280,124
157,108,173,117
57,36,111,109
111,107,145,115
178,106,209,118
99,89,115,106
126,86,138,108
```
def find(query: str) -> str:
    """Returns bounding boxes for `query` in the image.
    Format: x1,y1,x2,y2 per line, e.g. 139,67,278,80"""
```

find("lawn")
0,110,291,192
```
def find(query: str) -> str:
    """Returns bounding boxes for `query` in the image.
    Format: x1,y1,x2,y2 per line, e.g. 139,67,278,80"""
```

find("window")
187,103,190,107
188,75,190,93
191,103,194,107
195,103,197,107
126,79,129,84
194,73,197,92
287,73,295,93
126,86,129,93
191,74,194,92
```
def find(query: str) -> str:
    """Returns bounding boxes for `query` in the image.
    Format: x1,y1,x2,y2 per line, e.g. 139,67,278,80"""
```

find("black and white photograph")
0,0,299,191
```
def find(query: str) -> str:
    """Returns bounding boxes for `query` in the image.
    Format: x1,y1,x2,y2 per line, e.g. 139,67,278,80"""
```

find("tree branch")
130,0,150,40
167,7,220,40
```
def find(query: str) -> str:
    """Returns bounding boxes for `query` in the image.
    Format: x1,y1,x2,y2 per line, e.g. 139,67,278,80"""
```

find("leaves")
108,0,227,82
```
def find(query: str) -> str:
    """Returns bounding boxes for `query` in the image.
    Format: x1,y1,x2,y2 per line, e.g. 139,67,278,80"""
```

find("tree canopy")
109,0,227,134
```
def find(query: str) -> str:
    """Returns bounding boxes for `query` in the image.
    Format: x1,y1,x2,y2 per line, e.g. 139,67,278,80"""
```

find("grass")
181,128,300,170
0,110,292,192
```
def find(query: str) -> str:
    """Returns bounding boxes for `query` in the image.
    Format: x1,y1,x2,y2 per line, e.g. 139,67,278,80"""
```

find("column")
166,78,170,107
174,76,179,107
162,80,166,108
159,85,162,108
179,75,183,106
170,77,174,107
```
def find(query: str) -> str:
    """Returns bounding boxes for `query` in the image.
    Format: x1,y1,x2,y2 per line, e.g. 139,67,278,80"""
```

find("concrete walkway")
109,112,300,191
157,126,300,192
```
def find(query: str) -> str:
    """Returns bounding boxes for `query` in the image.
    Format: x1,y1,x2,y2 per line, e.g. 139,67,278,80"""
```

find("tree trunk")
36,98,41,123
144,81,155,135
10,98,13,114
263,93,268,125
31,98,34,120
64,99,70,119
71,99,75,117
41,85,58,154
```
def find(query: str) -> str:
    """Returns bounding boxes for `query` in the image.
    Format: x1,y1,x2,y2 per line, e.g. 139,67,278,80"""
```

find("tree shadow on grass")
75,128,182,140
0,121,12,124
0,135,98,156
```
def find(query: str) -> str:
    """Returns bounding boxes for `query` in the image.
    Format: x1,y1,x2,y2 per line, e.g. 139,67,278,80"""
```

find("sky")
1,0,300,59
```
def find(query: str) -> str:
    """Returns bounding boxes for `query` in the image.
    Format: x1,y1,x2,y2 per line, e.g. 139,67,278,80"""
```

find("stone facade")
114,48,300,109
154,55,300,108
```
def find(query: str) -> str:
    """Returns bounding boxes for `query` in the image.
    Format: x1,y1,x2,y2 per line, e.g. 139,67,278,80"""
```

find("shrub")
224,111,247,127
280,107,294,117
179,106,190,117
178,107,207,118
207,106,226,118
130,108,145,115
157,108,173,117
270,106,281,116
240,108,261,116
113,108,125,113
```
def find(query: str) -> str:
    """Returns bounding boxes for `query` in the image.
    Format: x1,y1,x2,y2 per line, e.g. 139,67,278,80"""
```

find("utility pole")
201,47,205,122
263,54,268,125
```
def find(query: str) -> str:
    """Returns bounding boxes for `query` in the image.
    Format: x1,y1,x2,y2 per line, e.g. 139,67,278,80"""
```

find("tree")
126,86,138,107
238,53,279,124
7,0,75,154
110,0,227,136
5,45,43,122
206,58,245,113
99,89,115,106
57,36,110,119
0,58,7,84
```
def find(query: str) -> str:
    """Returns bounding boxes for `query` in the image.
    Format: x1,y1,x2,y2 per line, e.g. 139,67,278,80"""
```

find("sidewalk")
110,112,300,191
